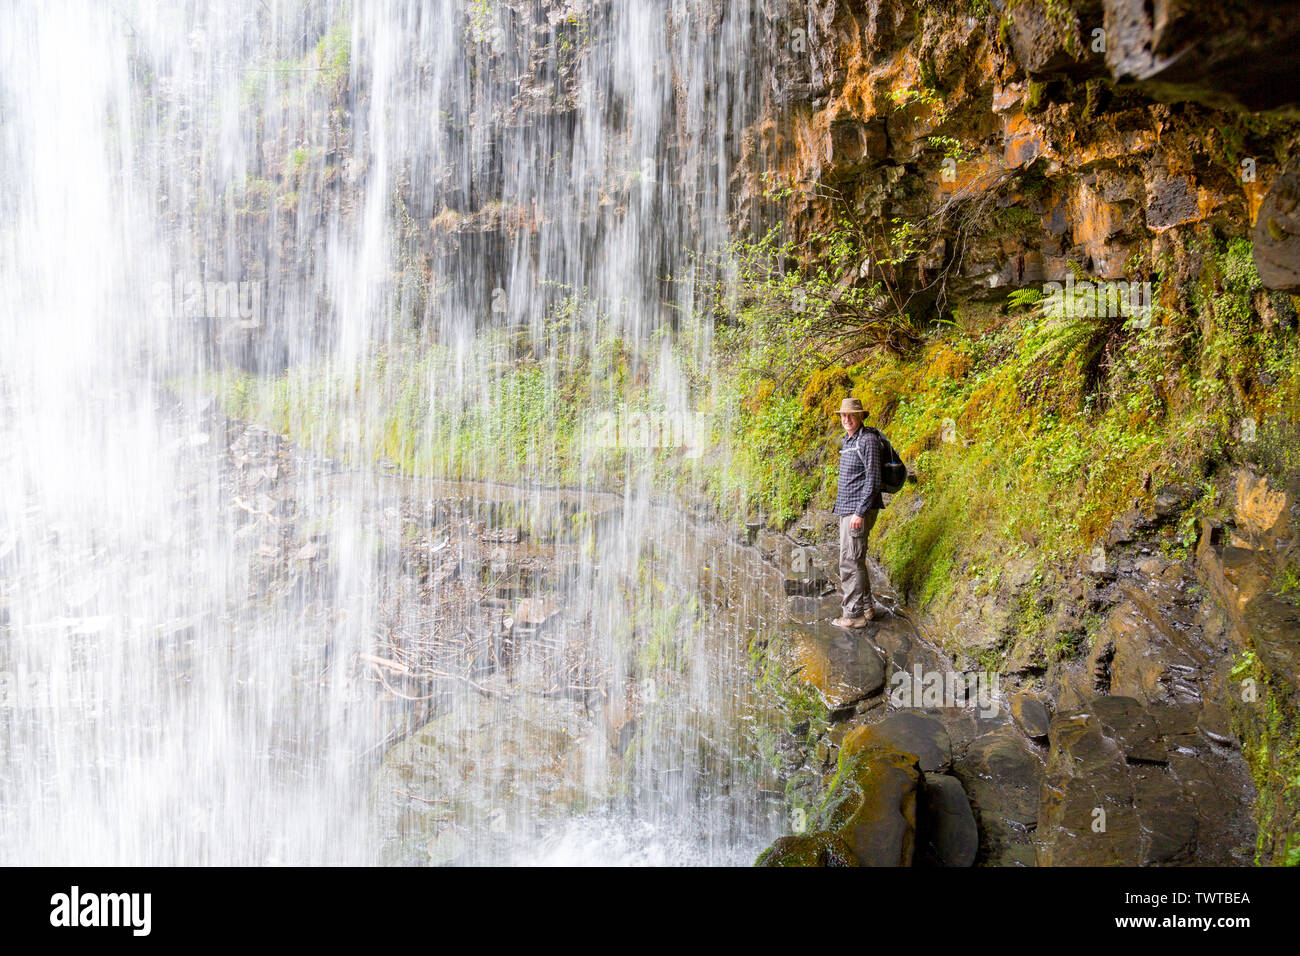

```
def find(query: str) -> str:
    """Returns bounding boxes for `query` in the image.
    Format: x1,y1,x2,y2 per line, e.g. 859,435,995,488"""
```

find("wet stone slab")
845,711,953,774
779,621,886,711
1035,696,1255,865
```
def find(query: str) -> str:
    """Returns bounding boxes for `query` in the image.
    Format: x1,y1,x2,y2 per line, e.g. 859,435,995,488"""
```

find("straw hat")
831,397,866,417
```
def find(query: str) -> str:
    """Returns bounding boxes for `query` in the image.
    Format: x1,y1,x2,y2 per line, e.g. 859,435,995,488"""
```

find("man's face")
840,412,861,434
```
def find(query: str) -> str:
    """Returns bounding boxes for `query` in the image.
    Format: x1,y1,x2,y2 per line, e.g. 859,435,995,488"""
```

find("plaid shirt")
833,425,882,516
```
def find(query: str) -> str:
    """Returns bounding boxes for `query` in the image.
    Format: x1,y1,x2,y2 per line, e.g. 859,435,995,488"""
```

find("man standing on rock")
831,397,882,628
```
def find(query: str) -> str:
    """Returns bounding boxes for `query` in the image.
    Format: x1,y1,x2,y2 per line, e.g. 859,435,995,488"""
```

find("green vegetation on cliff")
705,232,1298,609
1231,650,1300,865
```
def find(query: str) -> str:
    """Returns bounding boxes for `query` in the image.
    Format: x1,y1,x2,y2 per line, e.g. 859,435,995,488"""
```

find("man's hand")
851,514,863,531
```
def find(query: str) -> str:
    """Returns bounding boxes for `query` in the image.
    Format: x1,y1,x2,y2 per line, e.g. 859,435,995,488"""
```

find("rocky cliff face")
747,1,1300,866
209,0,773,371
742,0,1299,301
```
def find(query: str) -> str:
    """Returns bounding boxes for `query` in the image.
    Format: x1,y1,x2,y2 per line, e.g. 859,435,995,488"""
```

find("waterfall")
0,1,787,865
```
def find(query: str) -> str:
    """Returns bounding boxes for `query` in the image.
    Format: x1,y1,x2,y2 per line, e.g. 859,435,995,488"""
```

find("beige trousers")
838,510,879,617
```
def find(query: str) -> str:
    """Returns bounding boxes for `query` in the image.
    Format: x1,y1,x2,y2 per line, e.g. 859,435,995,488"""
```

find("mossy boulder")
826,741,921,866
755,831,860,867
756,734,922,867
844,711,952,773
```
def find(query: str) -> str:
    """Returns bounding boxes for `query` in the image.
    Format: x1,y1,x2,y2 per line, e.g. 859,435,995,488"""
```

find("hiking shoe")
832,615,869,628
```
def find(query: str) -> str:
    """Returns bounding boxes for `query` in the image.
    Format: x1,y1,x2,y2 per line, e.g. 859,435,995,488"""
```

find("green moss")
1274,563,1300,605
288,147,314,174
995,206,1040,233
747,634,827,736
316,23,351,91
1230,651,1300,864
1027,80,1046,109
755,830,857,867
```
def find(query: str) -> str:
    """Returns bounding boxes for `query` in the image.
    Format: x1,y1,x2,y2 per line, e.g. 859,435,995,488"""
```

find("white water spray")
1,0,785,865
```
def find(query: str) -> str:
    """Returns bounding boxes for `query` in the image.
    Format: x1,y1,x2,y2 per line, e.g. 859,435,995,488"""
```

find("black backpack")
859,427,908,496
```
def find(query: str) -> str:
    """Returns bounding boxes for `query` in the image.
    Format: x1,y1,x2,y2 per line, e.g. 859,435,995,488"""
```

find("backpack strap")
853,428,878,477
